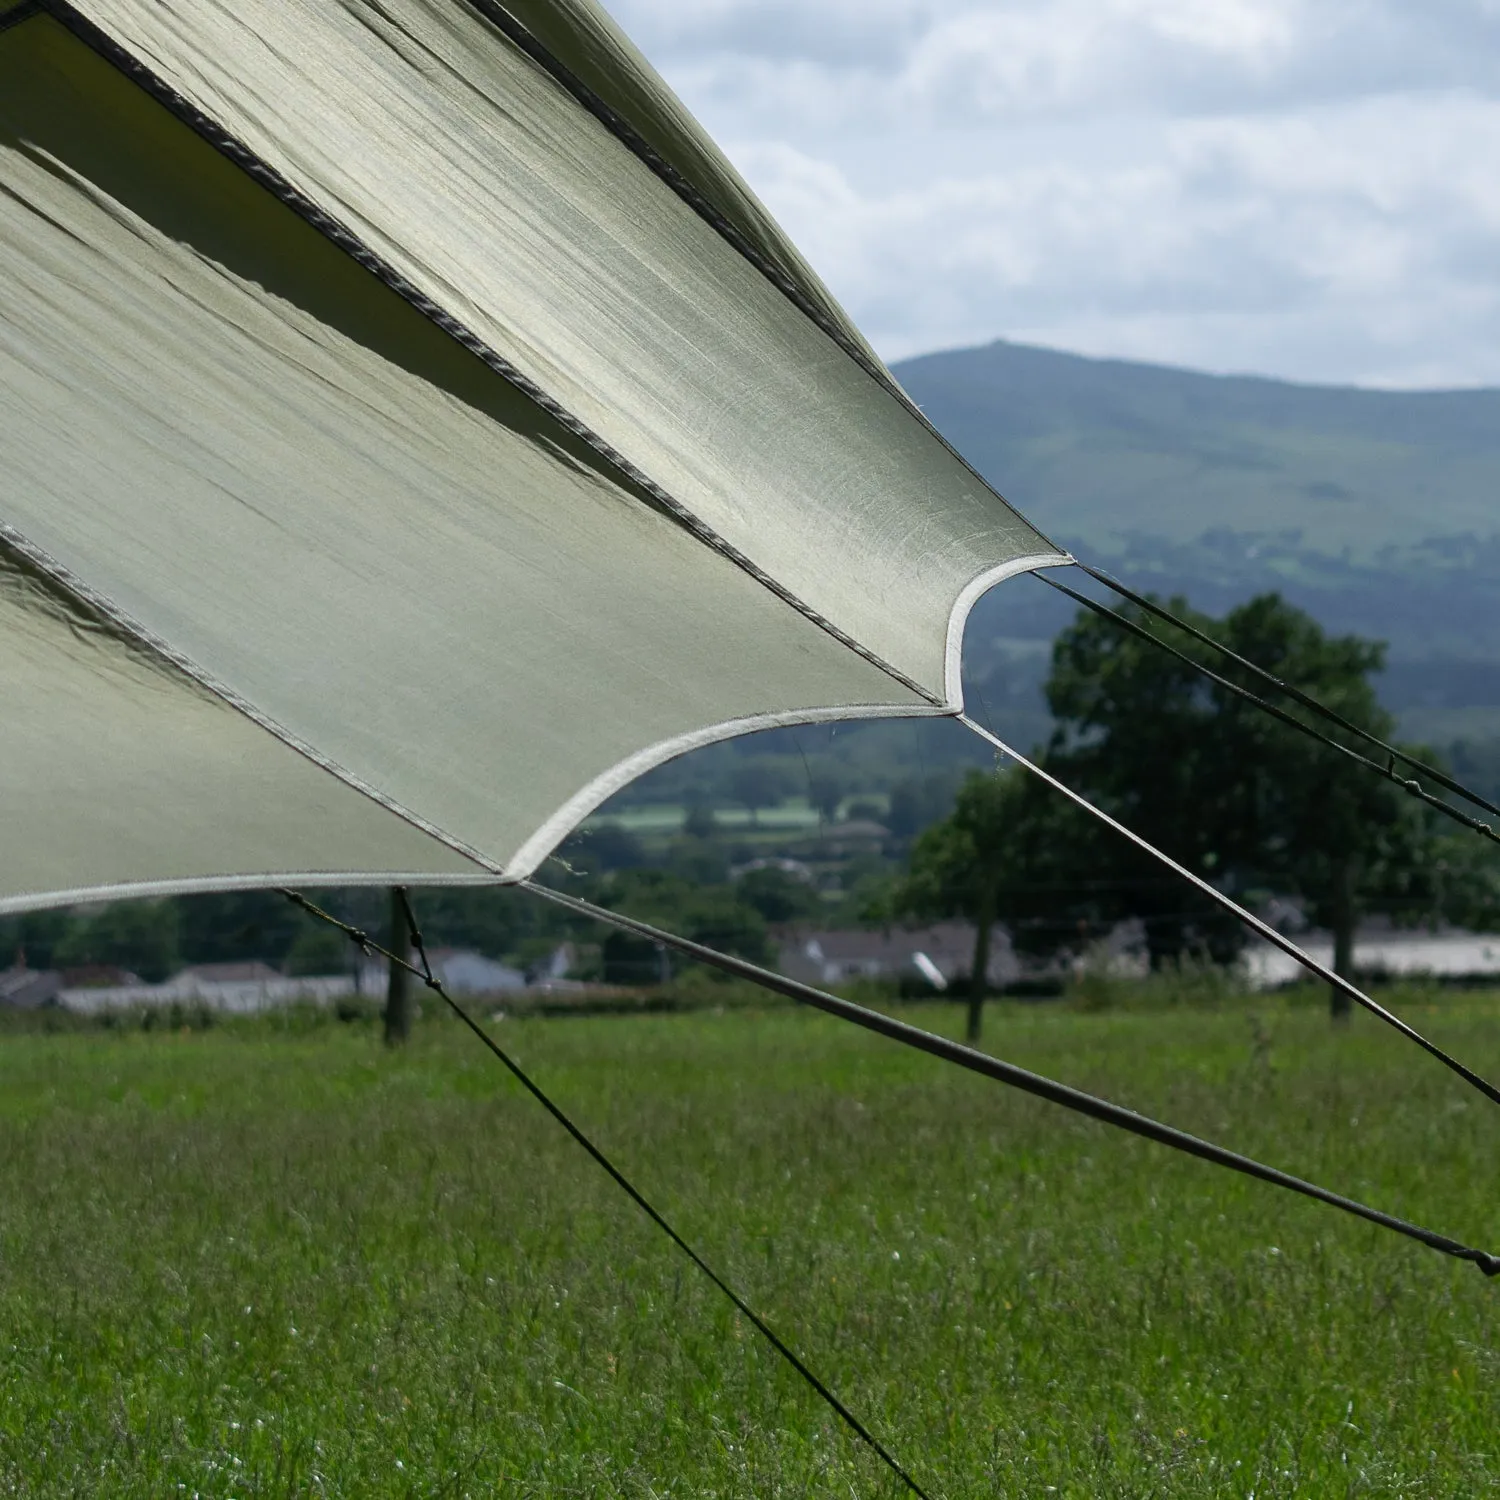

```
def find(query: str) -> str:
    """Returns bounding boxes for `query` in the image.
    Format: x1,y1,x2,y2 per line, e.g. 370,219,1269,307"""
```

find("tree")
1045,591,1431,1015
1412,828,1500,934
284,922,349,976
730,760,792,826
176,891,305,966
558,821,649,873
662,833,731,887
886,770,964,841
404,883,571,961
682,800,718,840
384,887,413,1046
899,767,1099,1040
736,865,822,923
0,907,71,970
807,767,846,826
1044,592,1240,968
54,899,181,982
597,869,771,983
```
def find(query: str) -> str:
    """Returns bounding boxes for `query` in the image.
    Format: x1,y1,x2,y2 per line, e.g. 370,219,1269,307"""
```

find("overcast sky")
610,0,1500,388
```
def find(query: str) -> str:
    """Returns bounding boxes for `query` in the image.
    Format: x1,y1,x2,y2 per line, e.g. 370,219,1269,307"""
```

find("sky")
609,0,1500,388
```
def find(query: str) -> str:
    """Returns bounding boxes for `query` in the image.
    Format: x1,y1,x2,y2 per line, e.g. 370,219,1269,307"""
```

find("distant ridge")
892,339,1500,742
893,338,1500,558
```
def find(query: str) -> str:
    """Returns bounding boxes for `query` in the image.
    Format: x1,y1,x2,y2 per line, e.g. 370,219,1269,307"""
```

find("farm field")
589,800,832,835
1,993,1497,1497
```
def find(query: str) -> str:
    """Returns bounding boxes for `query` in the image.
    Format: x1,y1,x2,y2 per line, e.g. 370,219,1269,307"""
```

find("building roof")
777,923,1019,988
0,965,61,1010
174,961,283,984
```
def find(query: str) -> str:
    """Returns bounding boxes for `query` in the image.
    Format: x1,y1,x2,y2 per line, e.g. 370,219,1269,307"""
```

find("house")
1245,926,1500,988
427,948,527,995
730,856,815,883
59,962,357,1014
355,947,530,997
59,964,142,989
777,923,1020,990
0,965,61,1010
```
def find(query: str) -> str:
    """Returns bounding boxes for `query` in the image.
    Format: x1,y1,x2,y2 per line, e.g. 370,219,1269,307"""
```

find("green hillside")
895,340,1500,743
897,339,1500,558
607,340,1500,821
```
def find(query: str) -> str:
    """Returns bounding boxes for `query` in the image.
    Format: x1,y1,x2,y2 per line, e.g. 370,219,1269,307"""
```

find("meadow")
1,988,1496,1497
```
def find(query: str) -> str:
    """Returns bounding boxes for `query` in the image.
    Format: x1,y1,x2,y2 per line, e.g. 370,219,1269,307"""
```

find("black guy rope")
276,887,934,1500
1067,558,1500,824
1038,571,1500,847
517,879,1499,1278
957,715,1500,1112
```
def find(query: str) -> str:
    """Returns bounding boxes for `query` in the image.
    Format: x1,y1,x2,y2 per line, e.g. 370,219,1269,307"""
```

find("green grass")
1,993,1497,1497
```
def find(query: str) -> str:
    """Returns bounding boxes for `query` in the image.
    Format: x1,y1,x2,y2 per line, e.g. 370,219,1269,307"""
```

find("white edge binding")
3,551,1074,910
941,550,1075,712
0,869,507,919
502,701,949,881
505,549,1073,882
0,519,505,877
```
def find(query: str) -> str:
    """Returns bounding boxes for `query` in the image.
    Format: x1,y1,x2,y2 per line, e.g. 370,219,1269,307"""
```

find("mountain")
610,339,1500,819
893,340,1500,745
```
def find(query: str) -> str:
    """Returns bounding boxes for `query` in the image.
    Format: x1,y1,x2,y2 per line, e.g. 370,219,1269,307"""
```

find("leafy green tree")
1220,610,1421,1016
807,768,846,826
176,891,305,966
730,760,792,826
886,770,964,840
284,922,350,977
55,899,181,983
1046,591,1433,1014
829,857,903,928
736,865,822,924
597,870,770,983
899,767,1099,1040
1044,592,1240,967
558,821,649,873
0,907,72,970
1413,830,1500,933
682,800,718,840
659,835,730,887
678,888,772,967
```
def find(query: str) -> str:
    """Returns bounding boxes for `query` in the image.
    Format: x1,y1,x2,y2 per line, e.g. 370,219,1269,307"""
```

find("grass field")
1,991,1497,1497
592,801,826,833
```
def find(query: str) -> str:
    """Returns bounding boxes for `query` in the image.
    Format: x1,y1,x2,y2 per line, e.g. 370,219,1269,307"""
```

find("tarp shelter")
0,0,1063,913
6,15,1499,1477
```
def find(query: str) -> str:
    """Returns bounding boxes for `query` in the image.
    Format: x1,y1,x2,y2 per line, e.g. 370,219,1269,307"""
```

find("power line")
1067,559,1500,822
517,880,1498,1278
277,887,934,1500
1037,571,1500,846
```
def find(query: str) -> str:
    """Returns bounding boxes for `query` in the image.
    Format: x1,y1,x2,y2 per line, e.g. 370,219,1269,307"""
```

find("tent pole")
383,886,414,1045
510,880,1498,1277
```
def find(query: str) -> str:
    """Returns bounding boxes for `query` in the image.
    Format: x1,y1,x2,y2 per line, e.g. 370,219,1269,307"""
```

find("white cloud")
617,0,1500,120
608,0,1500,386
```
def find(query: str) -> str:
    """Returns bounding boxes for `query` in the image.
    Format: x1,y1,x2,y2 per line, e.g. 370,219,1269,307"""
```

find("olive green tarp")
0,0,1063,912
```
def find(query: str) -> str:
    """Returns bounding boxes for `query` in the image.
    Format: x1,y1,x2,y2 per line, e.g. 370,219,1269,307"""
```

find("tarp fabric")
0,1,1063,912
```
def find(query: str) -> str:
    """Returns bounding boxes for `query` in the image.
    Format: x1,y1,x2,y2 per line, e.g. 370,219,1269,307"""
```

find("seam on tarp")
0,519,502,876
504,700,958,881
462,0,902,402
461,0,1068,564
0,530,200,684
0,869,510,918
40,0,942,708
